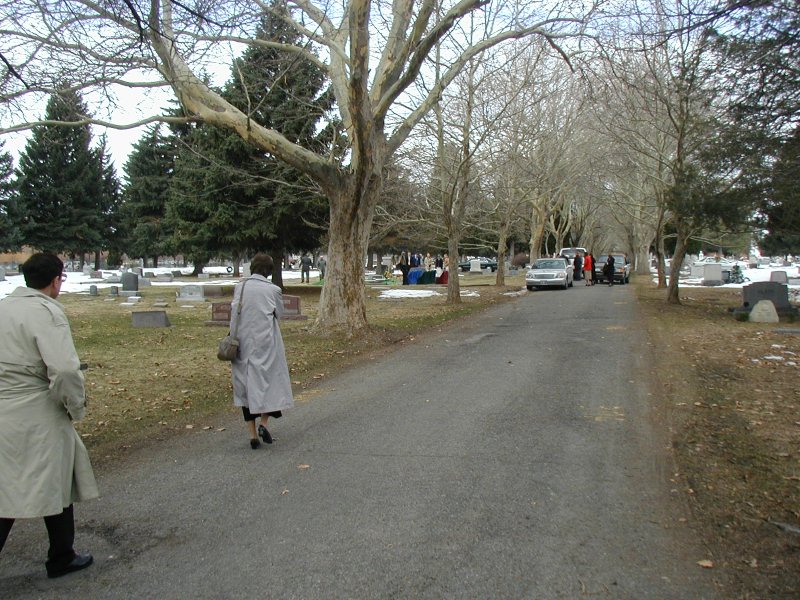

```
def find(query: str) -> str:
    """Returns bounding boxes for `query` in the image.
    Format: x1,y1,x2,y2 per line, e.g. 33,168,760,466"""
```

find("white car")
526,258,574,290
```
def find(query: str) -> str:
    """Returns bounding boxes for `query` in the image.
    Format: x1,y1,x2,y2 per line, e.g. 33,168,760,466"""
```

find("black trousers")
0,505,76,568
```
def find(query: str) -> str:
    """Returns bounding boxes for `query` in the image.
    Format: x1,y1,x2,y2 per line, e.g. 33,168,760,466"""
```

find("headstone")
156,273,174,282
203,286,224,298
198,273,210,279
172,270,182,277
109,286,119,297
0,267,5,282
770,270,788,284
741,281,792,315
178,285,205,302
749,300,780,323
89,285,98,296
469,259,482,273
104,273,121,283
121,272,139,292
90,270,103,279
702,263,724,286
144,271,155,278
690,263,705,278
82,264,92,276
132,310,171,328
138,277,152,287
282,295,308,320
206,301,232,326
132,267,144,276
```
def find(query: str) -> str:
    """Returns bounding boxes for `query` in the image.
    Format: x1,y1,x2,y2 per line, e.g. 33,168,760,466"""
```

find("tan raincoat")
230,275,294,414
0,287,99,518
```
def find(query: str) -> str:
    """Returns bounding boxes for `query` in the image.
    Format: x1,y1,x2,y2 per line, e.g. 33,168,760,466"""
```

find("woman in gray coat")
231,254,294,449
0,253,98,578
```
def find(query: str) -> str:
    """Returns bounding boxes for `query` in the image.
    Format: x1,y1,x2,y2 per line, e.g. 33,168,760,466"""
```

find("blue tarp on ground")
407,267,425,284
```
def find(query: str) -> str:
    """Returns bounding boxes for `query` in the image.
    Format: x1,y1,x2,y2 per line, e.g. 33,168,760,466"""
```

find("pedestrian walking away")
0,253,99,578
230,253,294,449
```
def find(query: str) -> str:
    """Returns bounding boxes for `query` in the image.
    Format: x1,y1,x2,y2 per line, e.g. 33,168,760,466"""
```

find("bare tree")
0,0,593,332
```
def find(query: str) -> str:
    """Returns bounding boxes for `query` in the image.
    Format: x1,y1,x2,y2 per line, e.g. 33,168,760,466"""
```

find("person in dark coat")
397,252,410,285
573,253,583,281
603,254,616,286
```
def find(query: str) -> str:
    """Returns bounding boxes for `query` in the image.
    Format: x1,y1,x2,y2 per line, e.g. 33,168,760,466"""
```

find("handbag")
217,279,248,361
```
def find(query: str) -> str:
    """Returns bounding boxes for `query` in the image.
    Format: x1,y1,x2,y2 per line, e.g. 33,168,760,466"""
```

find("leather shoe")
250,438,260,449
46,552,93,578
258,424,272,444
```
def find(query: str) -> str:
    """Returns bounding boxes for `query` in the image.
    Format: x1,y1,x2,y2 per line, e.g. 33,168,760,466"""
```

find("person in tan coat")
0,253,99,578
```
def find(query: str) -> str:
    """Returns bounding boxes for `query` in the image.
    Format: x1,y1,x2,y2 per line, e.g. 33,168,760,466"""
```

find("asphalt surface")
1,281,717,599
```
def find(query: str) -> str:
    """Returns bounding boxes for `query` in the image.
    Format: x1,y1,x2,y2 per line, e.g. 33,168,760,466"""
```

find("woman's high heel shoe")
258,424,273,444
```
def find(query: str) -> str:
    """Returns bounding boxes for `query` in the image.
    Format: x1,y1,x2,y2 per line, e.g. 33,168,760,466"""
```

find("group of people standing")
569,251,617,286
395,251,449,285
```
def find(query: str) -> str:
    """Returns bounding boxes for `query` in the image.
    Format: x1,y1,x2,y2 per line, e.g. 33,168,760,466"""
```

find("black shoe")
46,552,93,578
258,424,272,444
250,438,261,449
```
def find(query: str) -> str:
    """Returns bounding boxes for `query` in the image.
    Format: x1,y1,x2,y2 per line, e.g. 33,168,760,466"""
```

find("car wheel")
526,285,534,291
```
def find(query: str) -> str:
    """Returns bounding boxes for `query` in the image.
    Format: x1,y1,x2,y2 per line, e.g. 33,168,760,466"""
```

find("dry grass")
62,274,523,463
636,281,800,599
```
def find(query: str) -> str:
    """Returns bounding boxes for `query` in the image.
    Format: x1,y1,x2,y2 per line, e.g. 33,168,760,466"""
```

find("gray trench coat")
0,287,99,518
230,275,294,414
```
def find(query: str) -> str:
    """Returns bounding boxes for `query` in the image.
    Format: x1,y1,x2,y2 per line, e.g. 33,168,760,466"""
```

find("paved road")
1,283,717,599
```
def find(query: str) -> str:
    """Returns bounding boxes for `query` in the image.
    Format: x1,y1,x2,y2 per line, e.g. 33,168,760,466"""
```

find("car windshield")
534,260,565,269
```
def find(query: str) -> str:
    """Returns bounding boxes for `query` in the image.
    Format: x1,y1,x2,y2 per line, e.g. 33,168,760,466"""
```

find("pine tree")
94,135,123,267
13,88,107,256
121,124,178,266
167,0,334,278
0,140,17,252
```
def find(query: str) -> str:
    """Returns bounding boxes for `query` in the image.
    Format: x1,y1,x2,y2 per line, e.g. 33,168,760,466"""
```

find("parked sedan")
595,253,631,284
525,258,574,290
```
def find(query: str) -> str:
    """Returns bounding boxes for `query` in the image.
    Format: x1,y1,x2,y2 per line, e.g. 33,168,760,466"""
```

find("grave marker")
770,270,788,284
282,295,308,320
749,300,779,323
178,285,205,302
206,301,232,326
132,310,172,328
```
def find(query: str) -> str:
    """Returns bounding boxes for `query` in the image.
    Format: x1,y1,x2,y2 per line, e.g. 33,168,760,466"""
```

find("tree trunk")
667,221,690,304
495,220,509,286
446,235,461,303
529,204,547,260
316,180,379,333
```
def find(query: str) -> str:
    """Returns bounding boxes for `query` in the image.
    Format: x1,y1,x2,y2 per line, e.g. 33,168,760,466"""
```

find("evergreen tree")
167,0,334,279
761,126,800,255
0,140,17,252
94,135,123,267
13,88,107,256
121,124,178,266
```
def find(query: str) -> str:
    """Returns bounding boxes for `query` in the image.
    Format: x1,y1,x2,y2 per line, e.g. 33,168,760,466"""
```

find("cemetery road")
1,284,717,599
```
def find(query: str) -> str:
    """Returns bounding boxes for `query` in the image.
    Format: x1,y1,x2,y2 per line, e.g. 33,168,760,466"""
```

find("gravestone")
749,300,779,323
178,285,205,302
82,264,92,276
690,263,705,278
0,267,5,282
90,270,103,279
702,263,724,286
144,271,155,278
198,273,210,279
156,273,174,282
172,270,182,277
138,277,151,287
132,267,144,276
121,272,139,292
282,295,308,320
203,286,224,298
469,259,482,273
89,285,98,296
109,286,119,297
206,301,232,326
737,281,796,318
132,310,171,328
770,270,788,284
